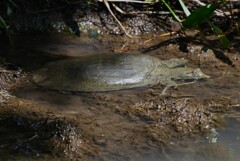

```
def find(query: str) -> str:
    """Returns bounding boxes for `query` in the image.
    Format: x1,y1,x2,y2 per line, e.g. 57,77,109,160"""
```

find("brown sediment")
0,29,239,160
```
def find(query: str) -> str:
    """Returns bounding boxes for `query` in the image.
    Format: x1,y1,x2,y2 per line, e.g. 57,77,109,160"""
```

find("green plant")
161,0,231,48
0,16,13,44
0,0,19,44
0,116,7,121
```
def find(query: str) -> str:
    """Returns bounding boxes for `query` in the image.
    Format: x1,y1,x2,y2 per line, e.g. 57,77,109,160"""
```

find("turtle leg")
160,79,196,95
161,81,197,95
161,85,171,95
160,79,177,95
174,81,196,88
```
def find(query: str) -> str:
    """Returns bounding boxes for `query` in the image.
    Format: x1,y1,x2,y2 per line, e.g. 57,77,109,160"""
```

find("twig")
112,3,127,14
98,0,157,4
103,0,139,38
0,68,13,74
0,90,14,101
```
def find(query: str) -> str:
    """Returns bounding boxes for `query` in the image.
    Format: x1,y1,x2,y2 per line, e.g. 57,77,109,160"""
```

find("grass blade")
161,0,181,23
0,16,8,29
178,0,190,16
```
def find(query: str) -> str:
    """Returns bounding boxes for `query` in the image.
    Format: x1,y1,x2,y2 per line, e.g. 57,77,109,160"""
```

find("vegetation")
160,0,232,48
99,0,236,48
0,0,15,44
0,0,239,48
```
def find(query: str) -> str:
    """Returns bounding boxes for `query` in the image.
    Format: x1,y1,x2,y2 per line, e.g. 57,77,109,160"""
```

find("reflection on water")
122,112,240,161
218,112,240,161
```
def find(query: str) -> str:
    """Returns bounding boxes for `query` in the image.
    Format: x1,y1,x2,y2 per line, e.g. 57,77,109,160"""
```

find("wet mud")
0,32,240,161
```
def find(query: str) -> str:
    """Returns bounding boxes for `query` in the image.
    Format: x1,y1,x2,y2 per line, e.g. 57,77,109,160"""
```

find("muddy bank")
0,89,238,160
0,98,97,161
0,82,239,160
0,30,240,160
0,62,26,103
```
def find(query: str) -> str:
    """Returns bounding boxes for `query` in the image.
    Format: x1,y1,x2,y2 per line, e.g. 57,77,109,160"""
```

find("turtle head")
173,68,210,80
193,68,210,79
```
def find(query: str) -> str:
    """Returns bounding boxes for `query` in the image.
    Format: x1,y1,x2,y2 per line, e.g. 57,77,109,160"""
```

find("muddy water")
0,33,240,161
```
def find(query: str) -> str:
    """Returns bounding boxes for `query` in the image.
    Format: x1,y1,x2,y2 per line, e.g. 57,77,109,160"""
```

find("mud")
0,99,96,161
1,94,235,161
0,32,240,160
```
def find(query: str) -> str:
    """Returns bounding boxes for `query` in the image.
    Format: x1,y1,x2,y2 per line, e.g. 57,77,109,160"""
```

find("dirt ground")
0,32,240,160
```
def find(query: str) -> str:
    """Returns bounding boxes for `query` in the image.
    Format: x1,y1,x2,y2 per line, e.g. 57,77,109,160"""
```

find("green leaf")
209,22,231,48
7,6,13,16
0,16,8,29
0,16,13,45
178,0,190,16
218,35,231,48
237,21,240,35
182,4,217,29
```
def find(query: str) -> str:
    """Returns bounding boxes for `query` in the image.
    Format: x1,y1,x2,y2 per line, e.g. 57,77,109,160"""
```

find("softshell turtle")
33,54,209,93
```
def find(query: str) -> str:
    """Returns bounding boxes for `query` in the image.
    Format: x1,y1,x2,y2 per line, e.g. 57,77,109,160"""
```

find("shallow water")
1,33,240,161
13,85,240,161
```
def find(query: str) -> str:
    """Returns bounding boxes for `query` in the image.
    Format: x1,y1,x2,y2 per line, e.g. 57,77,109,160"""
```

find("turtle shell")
33,54,162,91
